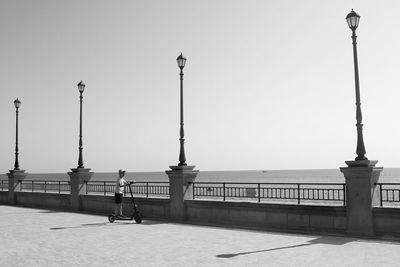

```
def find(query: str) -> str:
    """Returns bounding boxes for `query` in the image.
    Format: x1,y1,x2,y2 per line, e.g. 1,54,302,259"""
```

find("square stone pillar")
7,170,28,204
68,168,94,211
165,165,199,221
340,160,383,236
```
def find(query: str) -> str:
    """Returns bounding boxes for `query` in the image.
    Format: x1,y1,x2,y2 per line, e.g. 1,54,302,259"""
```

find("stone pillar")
165,165,199,221
7,170,28,204
340,160,383,236
68,168,94,211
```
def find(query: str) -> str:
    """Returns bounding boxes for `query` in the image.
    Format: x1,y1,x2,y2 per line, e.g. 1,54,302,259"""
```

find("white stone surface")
1,205,400,267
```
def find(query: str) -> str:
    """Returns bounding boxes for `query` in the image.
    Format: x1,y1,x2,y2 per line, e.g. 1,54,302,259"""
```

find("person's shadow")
50,220,162,230
216,236,354,258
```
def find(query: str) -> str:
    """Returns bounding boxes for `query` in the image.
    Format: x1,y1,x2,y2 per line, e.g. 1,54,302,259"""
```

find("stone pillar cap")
69,168,92,173
8,170,27,174
168,165,196,171
344,160,378,167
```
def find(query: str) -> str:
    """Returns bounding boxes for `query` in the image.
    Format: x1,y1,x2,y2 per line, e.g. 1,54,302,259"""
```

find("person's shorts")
115,193,123,203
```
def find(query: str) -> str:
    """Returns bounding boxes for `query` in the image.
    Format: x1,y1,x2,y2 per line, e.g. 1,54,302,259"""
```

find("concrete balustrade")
2,162,400,238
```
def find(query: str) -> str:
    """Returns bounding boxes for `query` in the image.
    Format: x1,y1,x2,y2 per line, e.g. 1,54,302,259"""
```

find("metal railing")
2,179,347,206
191,182,346,205
85,181,169,198
20,180,70,194
376,183,400,207
1,180,8,191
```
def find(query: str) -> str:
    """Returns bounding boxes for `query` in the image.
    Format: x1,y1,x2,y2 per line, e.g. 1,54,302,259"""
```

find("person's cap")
118,169,126,174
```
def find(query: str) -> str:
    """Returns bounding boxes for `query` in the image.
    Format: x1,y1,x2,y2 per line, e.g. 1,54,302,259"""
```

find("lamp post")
166,53,198,220
346,9,367,161
177,53,187,166
13,98,21,170
67,80,93,211
77,80,85,168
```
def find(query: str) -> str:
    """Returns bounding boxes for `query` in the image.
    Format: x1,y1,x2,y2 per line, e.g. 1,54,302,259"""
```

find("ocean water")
1,168,400,183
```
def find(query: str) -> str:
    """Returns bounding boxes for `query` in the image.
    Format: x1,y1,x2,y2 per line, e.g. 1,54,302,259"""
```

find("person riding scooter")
114,169,129,217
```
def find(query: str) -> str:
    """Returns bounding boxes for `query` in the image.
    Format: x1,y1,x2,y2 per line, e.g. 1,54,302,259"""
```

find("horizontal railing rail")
1,179,347,206
20,180,70,194
376,183,400,207
1,180,8,191
191,182,346,205
85,181,169,198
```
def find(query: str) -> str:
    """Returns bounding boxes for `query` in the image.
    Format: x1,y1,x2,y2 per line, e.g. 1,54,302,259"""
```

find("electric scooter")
108,182,142,224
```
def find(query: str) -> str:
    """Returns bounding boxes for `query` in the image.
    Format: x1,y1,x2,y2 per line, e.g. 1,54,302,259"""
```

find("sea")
1,168,400,183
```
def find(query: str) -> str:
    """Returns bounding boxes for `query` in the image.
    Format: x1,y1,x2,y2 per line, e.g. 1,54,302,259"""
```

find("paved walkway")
1,205,400,267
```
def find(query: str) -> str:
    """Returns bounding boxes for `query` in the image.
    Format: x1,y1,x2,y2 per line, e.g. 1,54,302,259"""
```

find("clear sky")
1,0,400,173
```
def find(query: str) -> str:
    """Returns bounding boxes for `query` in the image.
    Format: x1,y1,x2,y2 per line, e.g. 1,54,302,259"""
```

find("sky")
1,0,400,173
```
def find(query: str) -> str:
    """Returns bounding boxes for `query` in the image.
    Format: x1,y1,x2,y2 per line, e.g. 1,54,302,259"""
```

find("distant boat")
262,170,268,173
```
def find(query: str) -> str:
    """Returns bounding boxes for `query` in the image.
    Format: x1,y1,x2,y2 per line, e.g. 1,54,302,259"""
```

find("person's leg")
114,193,121,216
118,202,123,216
114,203,118,216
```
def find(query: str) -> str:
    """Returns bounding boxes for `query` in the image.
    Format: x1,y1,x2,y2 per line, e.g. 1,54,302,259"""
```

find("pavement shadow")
39,210,61,213
50,220,163,230
50,222,108,230
216,236,355,258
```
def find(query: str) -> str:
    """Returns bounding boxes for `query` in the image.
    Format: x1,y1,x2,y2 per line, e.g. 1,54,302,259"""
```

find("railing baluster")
146,182,149,198
297,184,300,204
342,184,346,206
223,183,226,201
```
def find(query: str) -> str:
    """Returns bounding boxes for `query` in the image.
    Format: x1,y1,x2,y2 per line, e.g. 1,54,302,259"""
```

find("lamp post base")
7,170,28,204
166,165,198,221
68,168,94,211
340,160,382,236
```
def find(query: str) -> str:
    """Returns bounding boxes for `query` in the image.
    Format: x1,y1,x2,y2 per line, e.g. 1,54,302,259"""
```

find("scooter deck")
114,215,133,220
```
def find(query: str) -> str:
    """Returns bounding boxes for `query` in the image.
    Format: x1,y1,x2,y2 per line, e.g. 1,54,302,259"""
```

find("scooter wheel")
108,215,115,223
133,212,142,224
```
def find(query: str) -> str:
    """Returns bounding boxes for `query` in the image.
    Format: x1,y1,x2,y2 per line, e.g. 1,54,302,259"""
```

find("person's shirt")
115,177,127,194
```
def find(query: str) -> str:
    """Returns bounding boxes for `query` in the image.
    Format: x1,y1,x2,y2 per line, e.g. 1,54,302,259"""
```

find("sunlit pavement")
1,205,400,267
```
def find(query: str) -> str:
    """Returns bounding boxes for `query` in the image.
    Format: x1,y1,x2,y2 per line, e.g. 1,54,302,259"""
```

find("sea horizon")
1,168,400,183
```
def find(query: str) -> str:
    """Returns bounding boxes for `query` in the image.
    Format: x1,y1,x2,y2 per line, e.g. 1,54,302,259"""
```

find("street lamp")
77,80,85,168
346,9,367,161
13,98,21,170
177,53,187,166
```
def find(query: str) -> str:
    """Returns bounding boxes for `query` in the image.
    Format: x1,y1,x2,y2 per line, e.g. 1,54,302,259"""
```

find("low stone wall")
14,192,70,210
80,195,169,219
186,200,347,234
373,207,400,236
5,191,400,237
0,192,7,203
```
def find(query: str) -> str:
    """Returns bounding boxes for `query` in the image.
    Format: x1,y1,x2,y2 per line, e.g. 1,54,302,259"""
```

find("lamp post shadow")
216,236,355,258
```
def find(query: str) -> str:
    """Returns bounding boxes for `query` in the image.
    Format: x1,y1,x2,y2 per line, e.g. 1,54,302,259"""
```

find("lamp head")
14,98,21,109
77,80,85,93
346,9,360,30
176,53,187,69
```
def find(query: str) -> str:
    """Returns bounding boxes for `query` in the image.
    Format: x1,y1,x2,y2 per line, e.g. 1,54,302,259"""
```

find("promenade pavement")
1,205,400,267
